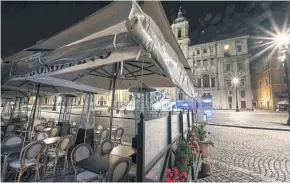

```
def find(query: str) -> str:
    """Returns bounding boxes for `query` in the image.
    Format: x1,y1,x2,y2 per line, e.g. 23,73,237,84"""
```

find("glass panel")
171,114,179,141
145,153,167,181
145,116,168,167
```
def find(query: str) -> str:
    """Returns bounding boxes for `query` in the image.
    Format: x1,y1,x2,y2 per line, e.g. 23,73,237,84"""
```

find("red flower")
182,172,187,178
166,177,174,182
165,168,171,175
172,167,179,174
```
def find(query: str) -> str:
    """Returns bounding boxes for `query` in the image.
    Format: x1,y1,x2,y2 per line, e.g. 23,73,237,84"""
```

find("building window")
203,48,207,54
98,101,100,104
225,63,231,71
203,75,210,88
241,91,245,98
198,78,201,88
259,80,261,88
197,60,201,67
224,44,230,57
193,60,195,66
210,47,214,54
238,63,244,70
237,45,242,52
210,58,214,65
240,78,245,86
192,51,195,57
226,80,231,87
179,92,183,100
211,77,215,87
197,49,200,55
203,59,208,67
177,27,181,38
265,78,268,86
228,96,232,102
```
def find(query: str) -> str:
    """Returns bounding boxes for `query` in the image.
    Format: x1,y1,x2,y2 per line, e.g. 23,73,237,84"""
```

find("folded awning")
2,1,196,98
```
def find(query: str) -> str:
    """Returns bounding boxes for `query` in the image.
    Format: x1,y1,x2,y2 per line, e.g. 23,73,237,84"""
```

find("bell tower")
171,7,190,59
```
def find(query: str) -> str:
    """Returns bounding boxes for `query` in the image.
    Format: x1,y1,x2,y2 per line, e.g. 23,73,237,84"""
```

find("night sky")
1,1,289,58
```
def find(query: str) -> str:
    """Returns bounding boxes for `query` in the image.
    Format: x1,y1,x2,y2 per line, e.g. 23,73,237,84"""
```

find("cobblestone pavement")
201,109,290,130
206,126,290,182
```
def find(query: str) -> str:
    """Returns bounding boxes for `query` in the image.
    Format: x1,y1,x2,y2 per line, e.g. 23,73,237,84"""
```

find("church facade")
171,8,253,109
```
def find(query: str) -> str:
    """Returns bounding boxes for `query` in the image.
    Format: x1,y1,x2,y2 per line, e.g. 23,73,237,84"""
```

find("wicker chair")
98,129,109,142
104,157,131,182
5,124,16,137
40,118,47,124
70,143,99,182
99,139,114,155
46,121,55,128
2,135,24,147
34,124,46,132
50,126,61,137
112,128,124,145
8,141,46,182
35,132,49,141
47,135,73,174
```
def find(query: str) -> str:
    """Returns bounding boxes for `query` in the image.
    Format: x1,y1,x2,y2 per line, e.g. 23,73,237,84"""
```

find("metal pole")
235,85,240,112
283,59,290,125
136,113,145,182
109,76,117,139
29,83,40,140
52,95,57,111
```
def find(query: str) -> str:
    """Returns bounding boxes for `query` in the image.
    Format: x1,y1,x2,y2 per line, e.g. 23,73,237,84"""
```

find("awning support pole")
29,83,40,140
109,63,118,139
109,77,117,139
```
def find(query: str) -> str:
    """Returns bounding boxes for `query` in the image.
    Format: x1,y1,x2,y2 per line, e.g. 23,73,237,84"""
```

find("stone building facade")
251,52,290,110
170,8,253,109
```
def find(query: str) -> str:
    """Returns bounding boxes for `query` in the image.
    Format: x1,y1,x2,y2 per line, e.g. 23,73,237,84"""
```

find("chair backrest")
50,126,61,137
99,139,114,155
46,121,55,128
105,157,131,182
6,124,15,133
97,125,103,130
35,124,45,131
114,128,124,140
71,143,93,165
70,143,93,179
35,132,49,141
2,135,24,147
57,135,73,152
40,118,47,124
20,141,46,167
99,129,109,139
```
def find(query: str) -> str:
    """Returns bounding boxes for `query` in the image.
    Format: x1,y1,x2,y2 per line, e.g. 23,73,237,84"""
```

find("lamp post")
232,77,240,112
276,34,290,125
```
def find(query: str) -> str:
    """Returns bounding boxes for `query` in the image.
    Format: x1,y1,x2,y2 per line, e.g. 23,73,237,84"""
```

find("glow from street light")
275,34,289,46
232,77,239,85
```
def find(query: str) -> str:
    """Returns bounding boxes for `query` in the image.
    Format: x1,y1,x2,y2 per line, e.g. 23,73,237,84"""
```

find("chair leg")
17,169,23,182
53,158,58,175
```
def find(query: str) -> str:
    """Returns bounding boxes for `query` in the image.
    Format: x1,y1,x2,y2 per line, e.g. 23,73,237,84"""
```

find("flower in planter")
165,168,188,182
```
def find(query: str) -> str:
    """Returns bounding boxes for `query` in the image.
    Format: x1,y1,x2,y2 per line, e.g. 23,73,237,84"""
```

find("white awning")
2,1,196,98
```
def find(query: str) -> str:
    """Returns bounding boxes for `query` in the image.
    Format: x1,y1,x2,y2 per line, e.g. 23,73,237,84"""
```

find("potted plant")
175,140,191,173
197,124,214,158
201,157,211,176
164,139,191,182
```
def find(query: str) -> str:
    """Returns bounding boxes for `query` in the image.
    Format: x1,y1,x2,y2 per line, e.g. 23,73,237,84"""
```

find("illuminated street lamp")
276,33,290,125
232,77,240,112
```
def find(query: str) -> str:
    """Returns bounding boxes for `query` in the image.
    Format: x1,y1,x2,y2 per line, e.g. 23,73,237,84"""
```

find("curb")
207,123,290,132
